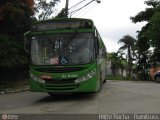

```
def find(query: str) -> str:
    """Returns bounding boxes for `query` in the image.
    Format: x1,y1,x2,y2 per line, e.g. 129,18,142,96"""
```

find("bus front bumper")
29,76,98,93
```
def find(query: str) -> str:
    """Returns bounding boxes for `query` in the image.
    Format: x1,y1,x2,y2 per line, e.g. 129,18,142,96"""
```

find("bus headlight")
75,69,96,83
30,73,45,84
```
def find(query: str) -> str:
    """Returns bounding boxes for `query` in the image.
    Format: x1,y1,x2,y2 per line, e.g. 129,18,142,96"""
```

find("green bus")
24,18,107,95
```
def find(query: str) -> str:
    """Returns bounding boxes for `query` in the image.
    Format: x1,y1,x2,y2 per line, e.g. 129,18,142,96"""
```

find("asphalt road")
0,81,160,115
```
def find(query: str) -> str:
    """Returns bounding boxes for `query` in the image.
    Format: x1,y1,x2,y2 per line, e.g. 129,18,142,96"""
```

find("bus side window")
95,29,105,58
104,48,107,58
94,30,99,57
98,35,103,57
102,44,107,57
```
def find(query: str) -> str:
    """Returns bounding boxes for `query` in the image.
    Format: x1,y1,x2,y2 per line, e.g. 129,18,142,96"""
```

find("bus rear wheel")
103,79,106,83
156,76,160,83
97,73,103,92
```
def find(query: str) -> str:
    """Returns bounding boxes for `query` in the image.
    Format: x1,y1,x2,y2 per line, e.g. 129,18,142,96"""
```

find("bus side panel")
76,76,99,92
30,79,44,92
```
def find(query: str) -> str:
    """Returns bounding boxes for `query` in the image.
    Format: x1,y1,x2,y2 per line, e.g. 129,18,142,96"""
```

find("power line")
72,2,97,17
69,0,95,16
65,0,101,17
68,0,87,10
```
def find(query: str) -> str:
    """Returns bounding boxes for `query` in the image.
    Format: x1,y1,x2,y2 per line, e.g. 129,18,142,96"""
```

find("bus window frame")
24,31,31,53
95,29,104,59
29,32,96,66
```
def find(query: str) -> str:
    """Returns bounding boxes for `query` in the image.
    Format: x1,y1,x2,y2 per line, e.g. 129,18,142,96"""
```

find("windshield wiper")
63,29,78,49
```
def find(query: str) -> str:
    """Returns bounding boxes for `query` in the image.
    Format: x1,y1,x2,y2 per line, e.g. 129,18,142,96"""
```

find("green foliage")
130,0,160,23
130,8,154,23
148,12,160,47
145,0,160,7
0,0,60,81
108,52,127,76
0,0,34,35
0,0,34,80
0,34,28,68
131,0,160,80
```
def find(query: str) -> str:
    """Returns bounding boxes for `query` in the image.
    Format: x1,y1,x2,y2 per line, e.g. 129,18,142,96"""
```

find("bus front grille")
43,84,77,91
34,67,85,73
43,78,78,91
45,78,76,84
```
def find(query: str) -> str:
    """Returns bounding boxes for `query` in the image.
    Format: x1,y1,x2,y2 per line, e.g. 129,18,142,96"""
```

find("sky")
56,0,147,52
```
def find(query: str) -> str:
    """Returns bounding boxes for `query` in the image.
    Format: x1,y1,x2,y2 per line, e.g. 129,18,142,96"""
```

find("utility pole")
65,0,69,17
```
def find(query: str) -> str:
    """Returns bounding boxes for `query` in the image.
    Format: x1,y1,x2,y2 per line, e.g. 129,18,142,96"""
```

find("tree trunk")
128,46,131,76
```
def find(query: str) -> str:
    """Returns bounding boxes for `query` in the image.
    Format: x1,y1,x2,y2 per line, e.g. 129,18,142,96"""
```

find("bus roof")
33,18,94,24
31,18,94,32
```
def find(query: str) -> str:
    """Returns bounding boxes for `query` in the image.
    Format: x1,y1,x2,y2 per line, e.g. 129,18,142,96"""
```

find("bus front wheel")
48,92,55,96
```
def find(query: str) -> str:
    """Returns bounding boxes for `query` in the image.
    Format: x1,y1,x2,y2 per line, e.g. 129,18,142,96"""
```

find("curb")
0,87,29,95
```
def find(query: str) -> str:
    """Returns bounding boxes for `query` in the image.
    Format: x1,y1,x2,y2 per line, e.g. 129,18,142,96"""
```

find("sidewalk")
0,80,29,95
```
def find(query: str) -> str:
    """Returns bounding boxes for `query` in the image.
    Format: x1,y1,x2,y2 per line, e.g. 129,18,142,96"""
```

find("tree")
0,0,35,79
34,0,60,20
118,35,136,76
131,0,160,79
148,11,160,62
0,0,34,36
131,0,160,63
108,52,126,76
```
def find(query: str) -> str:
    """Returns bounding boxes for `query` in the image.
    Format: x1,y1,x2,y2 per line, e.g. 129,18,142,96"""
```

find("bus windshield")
31,33,94,65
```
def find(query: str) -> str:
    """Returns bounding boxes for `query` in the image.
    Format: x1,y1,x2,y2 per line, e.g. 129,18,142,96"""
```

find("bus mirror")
24,32,31,53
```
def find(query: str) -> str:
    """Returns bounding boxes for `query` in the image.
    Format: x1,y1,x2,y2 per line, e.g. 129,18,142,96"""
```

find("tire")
48,92,55,96
156,76,160,83
103,69,107,84
103,79,106,83
97,73,103,92
97,80,102,92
